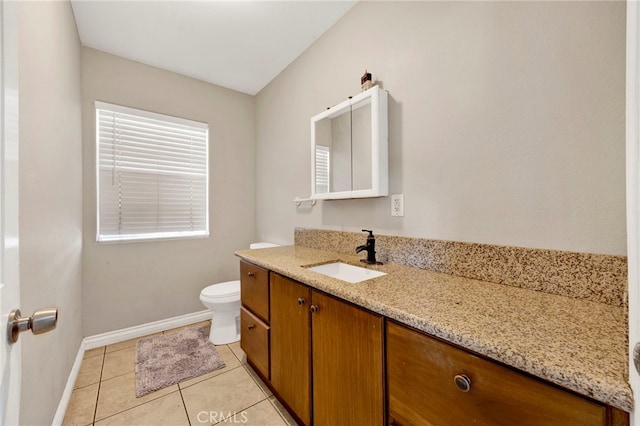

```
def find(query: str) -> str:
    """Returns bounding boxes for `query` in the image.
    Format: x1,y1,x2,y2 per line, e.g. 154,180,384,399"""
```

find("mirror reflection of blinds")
96,101,209,242
315,145,330,194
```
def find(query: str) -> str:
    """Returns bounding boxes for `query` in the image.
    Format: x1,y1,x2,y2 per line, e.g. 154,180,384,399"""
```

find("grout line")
241,363,271,396
210,398,270,426
178,387,192,426
178,364,243,391
229,347,244,364
72,380,102,392
104,343,139,354
92,353,106,425
92,390,182,424
90,321,214,425
83,349,106,360
267,397,296,426
233,358,292,425
95,387,182,422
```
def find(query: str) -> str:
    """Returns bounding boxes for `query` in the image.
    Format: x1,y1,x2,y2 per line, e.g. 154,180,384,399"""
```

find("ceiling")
70,1,356,95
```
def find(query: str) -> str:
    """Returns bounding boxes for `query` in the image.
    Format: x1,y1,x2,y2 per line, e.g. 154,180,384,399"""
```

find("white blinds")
315,145,330,194
96,101,209,242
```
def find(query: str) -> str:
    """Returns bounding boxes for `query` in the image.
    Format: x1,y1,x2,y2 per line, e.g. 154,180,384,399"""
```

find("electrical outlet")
391,194,404,217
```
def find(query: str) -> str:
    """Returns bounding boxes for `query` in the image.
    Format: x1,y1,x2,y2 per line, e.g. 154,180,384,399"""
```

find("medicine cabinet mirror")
311,86,388,200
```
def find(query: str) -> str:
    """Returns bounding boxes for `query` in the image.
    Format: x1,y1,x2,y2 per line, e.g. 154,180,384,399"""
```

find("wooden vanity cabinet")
239,260,270,380
386,321,618,426
241,260,628,426
269,273,384,426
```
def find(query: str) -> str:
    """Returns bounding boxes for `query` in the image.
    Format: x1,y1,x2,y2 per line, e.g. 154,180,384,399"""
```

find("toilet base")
209,309,240,345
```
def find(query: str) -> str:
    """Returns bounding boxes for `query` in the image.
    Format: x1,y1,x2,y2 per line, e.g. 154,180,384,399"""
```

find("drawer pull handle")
247,271,255,277
310,305,319,314
454,374,471,392
247,324,255,330
297,298,306,306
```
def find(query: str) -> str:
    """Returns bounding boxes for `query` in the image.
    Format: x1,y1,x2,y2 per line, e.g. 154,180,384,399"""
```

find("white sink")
307,262,386,283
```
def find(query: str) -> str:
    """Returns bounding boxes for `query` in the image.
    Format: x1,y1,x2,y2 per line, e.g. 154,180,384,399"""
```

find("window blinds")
96,101,209,242
315,145,330,194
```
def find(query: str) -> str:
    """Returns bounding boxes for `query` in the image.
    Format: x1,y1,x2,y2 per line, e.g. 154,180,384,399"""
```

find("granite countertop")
236,245,632,412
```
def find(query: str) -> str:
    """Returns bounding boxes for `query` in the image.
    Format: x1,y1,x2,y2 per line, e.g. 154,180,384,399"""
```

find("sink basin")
307,262,386,283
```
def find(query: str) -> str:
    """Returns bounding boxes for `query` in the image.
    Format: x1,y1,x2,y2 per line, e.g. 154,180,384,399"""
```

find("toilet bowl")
200,242,279,344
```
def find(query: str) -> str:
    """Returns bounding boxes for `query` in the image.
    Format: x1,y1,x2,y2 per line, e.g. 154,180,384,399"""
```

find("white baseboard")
51,339,87,426
84,310,212,349
52,310,212,425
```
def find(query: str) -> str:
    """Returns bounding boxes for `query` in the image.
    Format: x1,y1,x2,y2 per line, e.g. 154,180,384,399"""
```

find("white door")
628,1,640,425
0,0,21,425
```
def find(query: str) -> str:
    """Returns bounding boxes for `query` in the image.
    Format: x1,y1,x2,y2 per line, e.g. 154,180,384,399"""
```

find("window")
315,144,330,194
96,101,209,242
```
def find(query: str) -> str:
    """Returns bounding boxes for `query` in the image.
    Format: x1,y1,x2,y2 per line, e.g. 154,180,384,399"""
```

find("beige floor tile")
244,363,273,397
240,399,287,425
105,333,160,353
75,355,103,389
182,367,268,426
268,396,298,426
62,383,98,426
105,338,137,354
228,341,246,364
178,345,241,389
95,391,188,426
191,320,212,329
102,346,135,380
164,321,211,335
84,346,105,359
95,372,179,421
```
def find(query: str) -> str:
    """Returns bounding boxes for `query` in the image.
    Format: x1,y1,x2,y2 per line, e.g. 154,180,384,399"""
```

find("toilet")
200,242,279,344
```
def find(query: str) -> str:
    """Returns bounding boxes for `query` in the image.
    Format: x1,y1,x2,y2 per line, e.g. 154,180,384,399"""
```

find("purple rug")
135,326,225,397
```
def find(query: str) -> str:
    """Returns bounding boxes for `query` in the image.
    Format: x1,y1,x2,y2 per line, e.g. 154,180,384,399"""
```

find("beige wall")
256,1,626,255
81,48,256,335
18,2,83,424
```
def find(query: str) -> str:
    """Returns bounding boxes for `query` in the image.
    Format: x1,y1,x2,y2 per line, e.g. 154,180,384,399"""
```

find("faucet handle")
362,229,374,237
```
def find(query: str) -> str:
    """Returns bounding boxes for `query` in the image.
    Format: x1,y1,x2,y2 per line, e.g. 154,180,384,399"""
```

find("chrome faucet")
356,229,381,265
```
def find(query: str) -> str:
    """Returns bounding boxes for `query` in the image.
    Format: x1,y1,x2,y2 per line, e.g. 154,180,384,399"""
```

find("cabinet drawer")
387,321,606,426
240,307,270,380
240,260,269,322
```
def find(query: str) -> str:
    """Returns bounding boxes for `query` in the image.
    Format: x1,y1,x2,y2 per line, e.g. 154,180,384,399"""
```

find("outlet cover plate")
391,194,404,217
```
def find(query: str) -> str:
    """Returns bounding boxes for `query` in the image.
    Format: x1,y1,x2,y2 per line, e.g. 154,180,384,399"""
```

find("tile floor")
63,321,297,426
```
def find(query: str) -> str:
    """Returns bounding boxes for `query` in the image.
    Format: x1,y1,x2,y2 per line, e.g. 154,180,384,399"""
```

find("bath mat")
135,326,225,397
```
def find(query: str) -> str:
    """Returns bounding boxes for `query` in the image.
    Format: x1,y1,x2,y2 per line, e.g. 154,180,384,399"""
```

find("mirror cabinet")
310,86,388,200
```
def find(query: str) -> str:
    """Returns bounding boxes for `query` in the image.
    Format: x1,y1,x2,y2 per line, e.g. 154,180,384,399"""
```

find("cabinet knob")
297,298,306,306
247,324,255,330
454,374,471,392
310,305,319,314
247,271,255,277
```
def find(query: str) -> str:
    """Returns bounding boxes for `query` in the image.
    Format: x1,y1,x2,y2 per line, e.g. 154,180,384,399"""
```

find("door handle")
7,307,58,344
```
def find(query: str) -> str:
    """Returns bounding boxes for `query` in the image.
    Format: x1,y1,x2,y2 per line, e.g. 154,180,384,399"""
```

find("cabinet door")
387,321,606,426
270,274,311,425
311,290,384,426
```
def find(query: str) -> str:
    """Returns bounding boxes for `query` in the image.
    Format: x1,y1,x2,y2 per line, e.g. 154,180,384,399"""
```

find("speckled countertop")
236,245,632,412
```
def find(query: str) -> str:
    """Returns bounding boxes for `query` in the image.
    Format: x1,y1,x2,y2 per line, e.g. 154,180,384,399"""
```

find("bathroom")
3,0,631,425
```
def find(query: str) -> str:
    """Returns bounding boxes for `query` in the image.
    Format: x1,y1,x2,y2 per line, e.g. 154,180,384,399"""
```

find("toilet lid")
201,280,240,299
